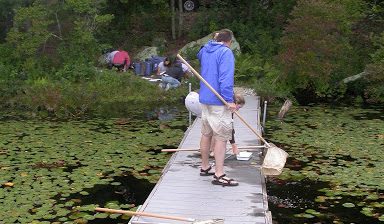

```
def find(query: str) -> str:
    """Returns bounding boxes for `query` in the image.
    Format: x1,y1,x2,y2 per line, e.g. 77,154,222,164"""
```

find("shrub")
55,62,98,82
0,62,26,108
235,53,264,82
277,0,359,99
363,33,384,103
20,78,62,115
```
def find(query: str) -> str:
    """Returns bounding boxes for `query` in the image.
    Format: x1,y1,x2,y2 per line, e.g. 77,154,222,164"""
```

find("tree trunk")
178,0,183,38
171,0,176,40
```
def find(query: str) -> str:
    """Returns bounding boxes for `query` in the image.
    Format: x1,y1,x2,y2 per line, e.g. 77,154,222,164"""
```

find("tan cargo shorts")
201,104,233,142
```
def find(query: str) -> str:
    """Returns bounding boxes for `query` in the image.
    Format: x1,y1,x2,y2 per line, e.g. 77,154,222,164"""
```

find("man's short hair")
215,29,233,43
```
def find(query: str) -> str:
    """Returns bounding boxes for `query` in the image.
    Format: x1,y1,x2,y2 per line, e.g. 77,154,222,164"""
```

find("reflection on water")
145,107,180,121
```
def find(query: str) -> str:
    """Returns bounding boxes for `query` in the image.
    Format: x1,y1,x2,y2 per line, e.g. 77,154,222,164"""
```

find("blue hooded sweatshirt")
197,40,235,105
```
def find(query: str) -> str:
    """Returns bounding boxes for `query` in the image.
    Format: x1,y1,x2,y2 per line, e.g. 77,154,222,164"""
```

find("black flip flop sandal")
212,174,239,186
200,166,215,176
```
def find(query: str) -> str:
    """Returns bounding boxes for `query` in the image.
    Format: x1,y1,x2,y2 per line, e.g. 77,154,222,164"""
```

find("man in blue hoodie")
197,29,238,186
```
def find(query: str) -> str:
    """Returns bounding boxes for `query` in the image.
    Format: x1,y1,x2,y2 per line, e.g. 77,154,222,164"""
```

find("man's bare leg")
213,139,226,177
200,134,212,170
209,138,216,157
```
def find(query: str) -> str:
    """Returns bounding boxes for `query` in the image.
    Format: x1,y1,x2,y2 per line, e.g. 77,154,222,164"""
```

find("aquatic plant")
266,105,384,223
0,106,188,223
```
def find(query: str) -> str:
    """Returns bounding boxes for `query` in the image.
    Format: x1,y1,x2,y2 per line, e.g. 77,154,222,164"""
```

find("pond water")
0,105,189,224
265,104,384,223
1,103,383,224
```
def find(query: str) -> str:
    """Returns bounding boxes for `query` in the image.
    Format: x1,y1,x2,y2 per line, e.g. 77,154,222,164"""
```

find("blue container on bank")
133,62,142,75
144,61,152,76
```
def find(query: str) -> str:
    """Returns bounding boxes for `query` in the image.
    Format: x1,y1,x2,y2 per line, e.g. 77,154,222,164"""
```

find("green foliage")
65,0,101,14
235,53,264,81
97,0,169,48
183,46,201,61
14,70,188,118
0,43,26,105
0,0,382,110
0,63,24,106
55,63,97,83
278,0,360,99
235,53,290,102
2,0,114,79
188,0,296,57
364,32,384,103
0,0,27,41
59,81,100,118
59,0,113,66
251,62,292,102
21,78,63,114
370,32,384,63
6,3,53,57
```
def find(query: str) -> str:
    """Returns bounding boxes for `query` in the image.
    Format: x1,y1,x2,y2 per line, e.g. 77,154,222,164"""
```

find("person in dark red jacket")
107,49,131,72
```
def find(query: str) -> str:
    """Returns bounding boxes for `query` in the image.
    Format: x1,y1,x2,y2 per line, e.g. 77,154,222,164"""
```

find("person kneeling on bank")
159,56,186,91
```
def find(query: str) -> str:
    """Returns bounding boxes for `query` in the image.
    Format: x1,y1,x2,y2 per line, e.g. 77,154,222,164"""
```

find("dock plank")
129,96,271,224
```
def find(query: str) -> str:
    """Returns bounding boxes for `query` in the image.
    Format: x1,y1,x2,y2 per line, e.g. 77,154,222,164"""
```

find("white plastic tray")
236,151,253,161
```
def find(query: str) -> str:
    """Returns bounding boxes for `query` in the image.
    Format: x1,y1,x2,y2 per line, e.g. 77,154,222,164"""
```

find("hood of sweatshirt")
199,40,226,54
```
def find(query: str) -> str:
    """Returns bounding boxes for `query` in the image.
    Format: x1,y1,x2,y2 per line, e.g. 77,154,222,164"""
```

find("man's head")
214,29,233,45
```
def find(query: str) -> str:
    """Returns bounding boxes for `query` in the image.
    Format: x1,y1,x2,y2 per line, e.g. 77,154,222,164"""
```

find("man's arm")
218,49,235,103
218,49,236,111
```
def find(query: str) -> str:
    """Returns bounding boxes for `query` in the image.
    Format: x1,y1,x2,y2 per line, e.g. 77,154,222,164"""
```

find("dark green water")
0,105,189,224
265,105,384,223
1,104,383,223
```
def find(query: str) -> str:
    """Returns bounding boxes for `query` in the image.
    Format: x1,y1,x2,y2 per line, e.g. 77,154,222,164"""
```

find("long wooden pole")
162,145,266,152
176,54,271,147
95,207,195,222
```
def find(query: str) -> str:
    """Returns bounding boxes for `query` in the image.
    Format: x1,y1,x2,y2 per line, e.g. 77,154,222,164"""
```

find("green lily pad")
110,182,121,186
342,203,355,208
83,215,95,220
95,213,109,219
109,214,121,219
105,202,120,209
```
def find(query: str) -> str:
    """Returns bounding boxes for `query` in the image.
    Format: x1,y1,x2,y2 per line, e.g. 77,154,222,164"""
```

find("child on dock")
185,91,246,170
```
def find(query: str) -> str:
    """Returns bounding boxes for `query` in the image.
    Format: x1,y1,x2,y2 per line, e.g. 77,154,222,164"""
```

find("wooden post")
278,99,292,120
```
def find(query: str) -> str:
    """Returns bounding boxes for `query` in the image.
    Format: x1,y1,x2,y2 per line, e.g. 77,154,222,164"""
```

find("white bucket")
185,91,202,117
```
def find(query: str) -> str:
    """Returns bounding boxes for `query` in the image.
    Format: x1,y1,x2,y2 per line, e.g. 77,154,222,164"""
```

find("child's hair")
165,55,176,67
212,32,219,40
163,57,170,66
234,92,245,105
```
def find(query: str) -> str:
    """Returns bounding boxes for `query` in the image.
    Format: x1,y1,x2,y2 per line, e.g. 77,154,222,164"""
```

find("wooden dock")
129,95,272,224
